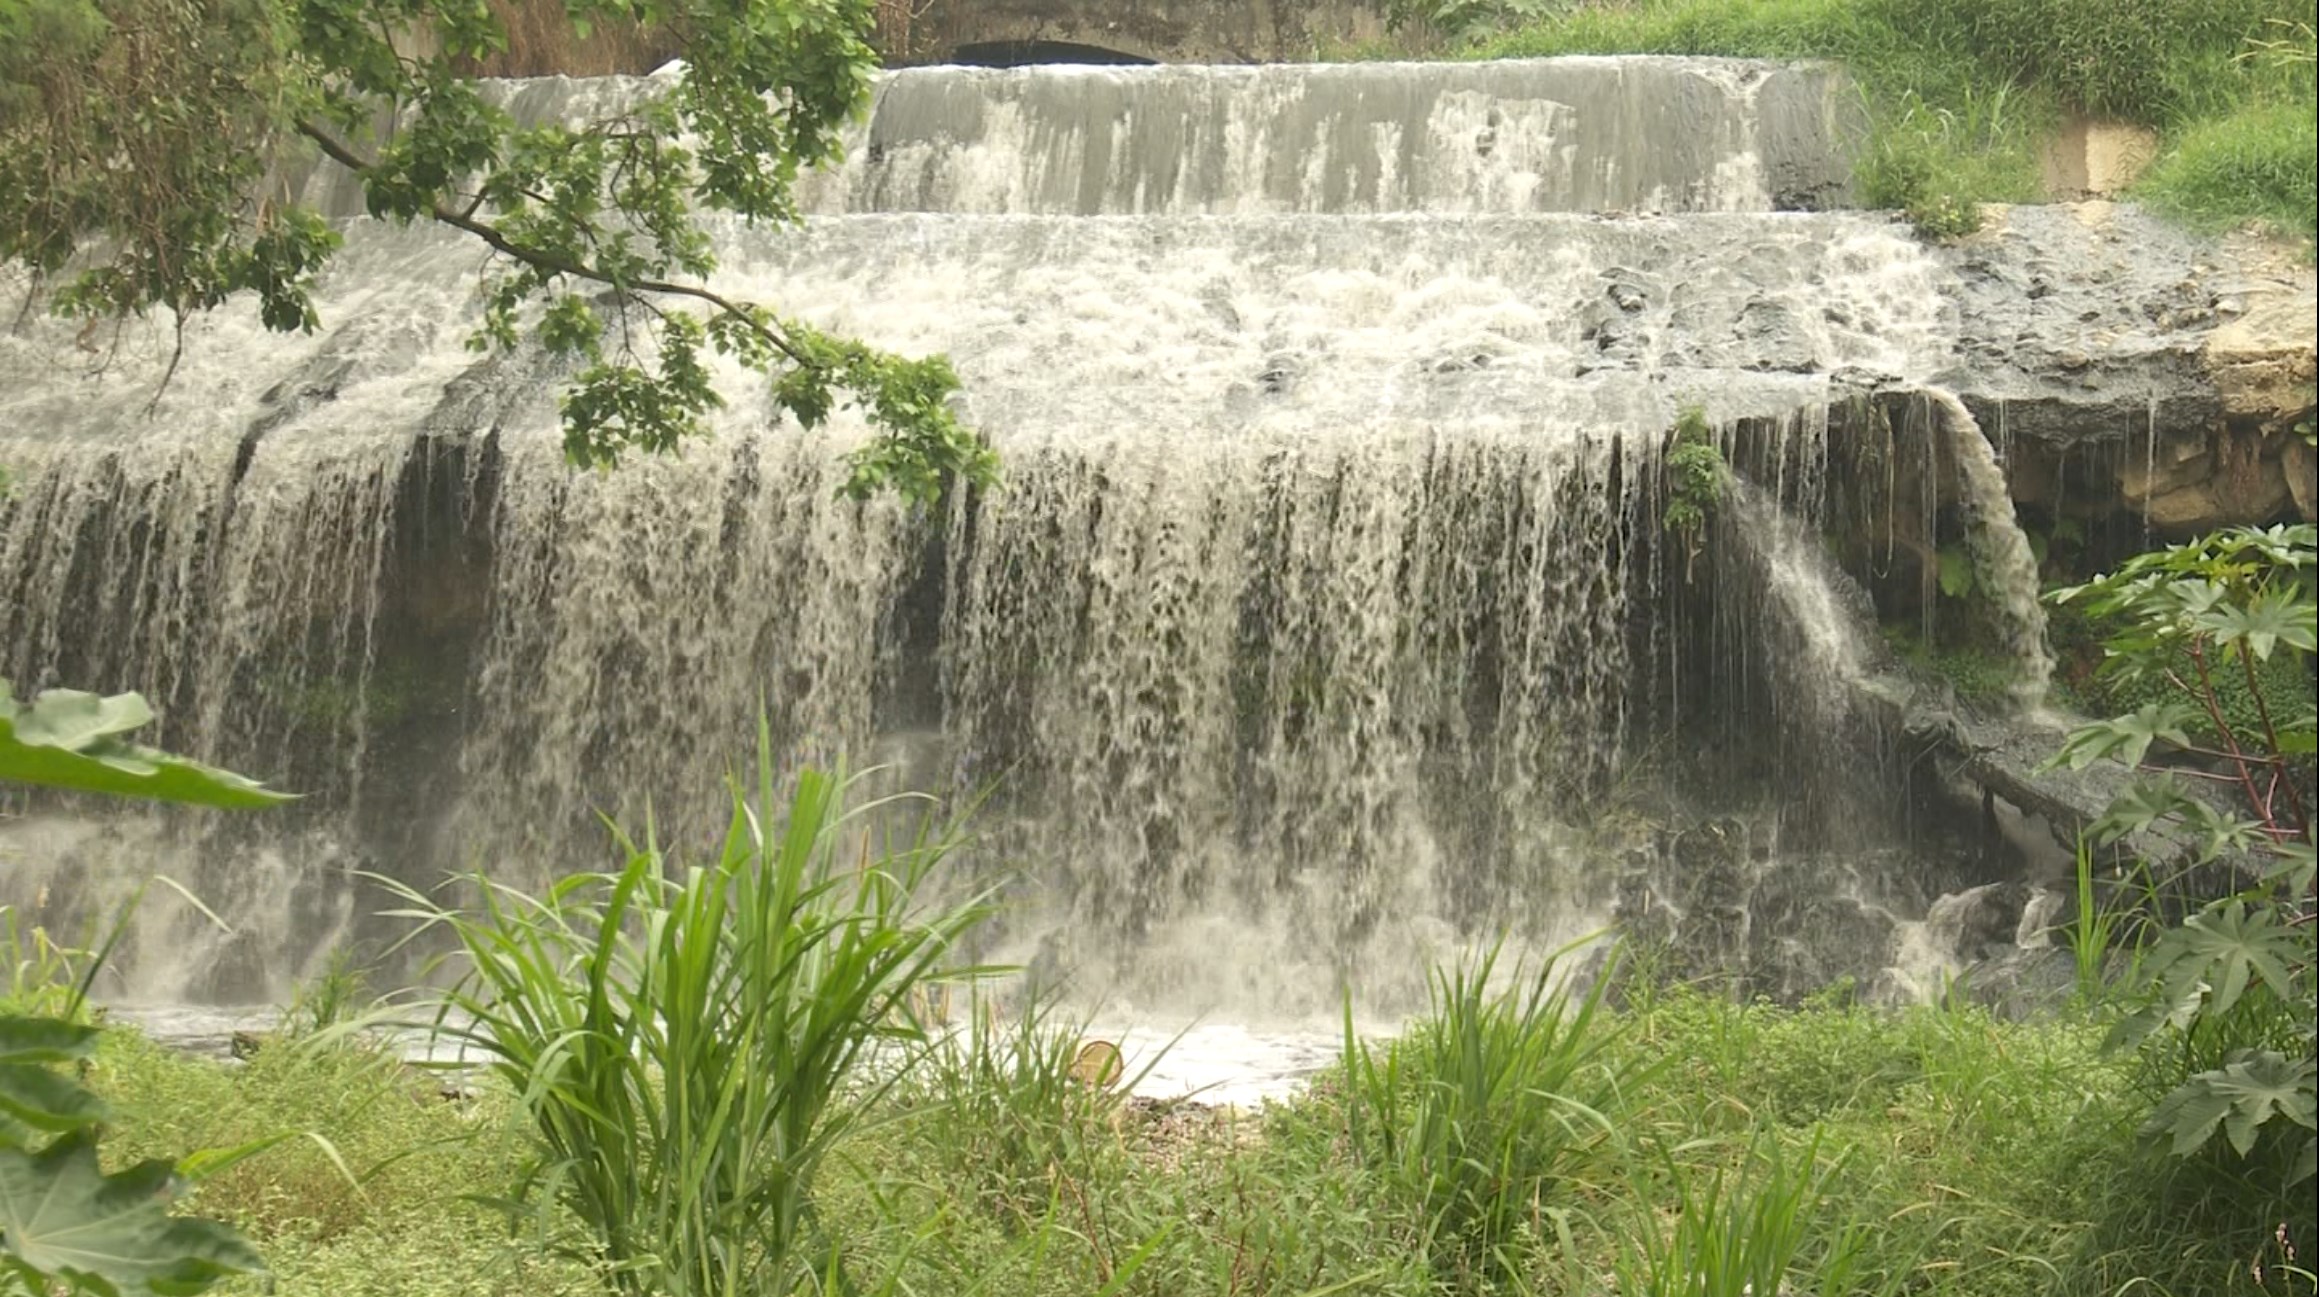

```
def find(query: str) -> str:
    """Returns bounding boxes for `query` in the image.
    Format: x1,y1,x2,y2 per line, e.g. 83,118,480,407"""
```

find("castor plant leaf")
0,680,290,809
2141,1051,2318,1165
0,1131,264,1296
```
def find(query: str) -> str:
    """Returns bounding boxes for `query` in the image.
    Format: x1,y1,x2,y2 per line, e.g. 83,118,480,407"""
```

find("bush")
379,754,995,1297
1341,941,1646,1284
2142,100,2319,241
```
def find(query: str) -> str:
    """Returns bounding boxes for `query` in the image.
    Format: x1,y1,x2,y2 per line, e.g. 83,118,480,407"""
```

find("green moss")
1883,623,2021,706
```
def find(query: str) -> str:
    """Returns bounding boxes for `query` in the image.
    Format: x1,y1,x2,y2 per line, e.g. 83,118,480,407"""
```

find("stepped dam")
3,56,2311,1017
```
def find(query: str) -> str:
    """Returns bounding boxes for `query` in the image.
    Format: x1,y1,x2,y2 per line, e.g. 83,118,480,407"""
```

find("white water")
1,59,2006,1031
103,1003,1344,1107
1925,386,2055,706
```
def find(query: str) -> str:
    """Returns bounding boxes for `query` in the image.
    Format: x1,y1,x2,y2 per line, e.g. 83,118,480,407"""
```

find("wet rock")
1961,946,2077,1020
2286,437,2317,521
1935,205,2310,534
1931,881,2031,963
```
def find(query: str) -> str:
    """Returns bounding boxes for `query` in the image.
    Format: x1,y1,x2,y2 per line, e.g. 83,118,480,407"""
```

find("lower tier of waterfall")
2,212,2045,1012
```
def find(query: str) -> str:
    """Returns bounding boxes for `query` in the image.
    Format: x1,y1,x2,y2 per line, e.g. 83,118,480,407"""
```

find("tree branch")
292,117,813,370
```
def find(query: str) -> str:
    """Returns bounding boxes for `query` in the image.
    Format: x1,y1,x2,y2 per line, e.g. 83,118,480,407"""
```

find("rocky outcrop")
2037,116,2159,200
1935,204,2315,538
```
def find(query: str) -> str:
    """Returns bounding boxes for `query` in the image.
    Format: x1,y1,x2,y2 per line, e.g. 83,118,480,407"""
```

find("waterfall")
1924,386,2054,706
3,58,1988,1012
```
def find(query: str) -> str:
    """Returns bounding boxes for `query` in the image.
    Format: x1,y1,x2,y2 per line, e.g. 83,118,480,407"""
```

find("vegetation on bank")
1367,0,2318,244
35,964,2301,1297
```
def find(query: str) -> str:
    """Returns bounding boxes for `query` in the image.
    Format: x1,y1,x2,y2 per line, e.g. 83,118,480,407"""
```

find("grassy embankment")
66,961,2306,1297
1349,0,2317,246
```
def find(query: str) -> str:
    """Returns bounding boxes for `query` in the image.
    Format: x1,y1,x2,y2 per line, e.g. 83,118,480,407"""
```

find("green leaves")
1661,406,1726,542
2045,700,2197,771
2140,1051,2317,1170
2051,524,2315,1201
2195,587,2318,662
0,1020,265,1295
376,745,996,1297
0,1132,265,1297
0,685,278,1295
2044,522,2313,867
4,0,998,503
2155,900,2302,1019
0,680,290,809
0,1016,106,1133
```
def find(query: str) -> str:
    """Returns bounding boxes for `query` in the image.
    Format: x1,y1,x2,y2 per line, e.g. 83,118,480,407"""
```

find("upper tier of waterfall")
288,57,1861,220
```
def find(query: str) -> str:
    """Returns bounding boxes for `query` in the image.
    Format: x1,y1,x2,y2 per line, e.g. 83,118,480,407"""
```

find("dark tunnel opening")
947,39,1157,67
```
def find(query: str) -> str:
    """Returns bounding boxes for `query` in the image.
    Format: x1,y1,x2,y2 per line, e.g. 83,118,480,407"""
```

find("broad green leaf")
2140,1051,2318,1160
0,1017,100,1067
2192,587,2318,661
2042,703,2197,772
2262,840,2318,895
0,1131,264,1296
0,681,290,809
0,1018,106,1133
0,1063,106,1133
2083,776,2204,845
2140,900,2304,1020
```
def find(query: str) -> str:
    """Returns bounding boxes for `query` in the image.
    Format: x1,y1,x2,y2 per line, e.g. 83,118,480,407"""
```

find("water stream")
1,57,2049,1055
1926,386,2055,706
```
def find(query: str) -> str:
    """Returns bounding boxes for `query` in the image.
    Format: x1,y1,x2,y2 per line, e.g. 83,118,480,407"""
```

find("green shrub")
1341,941,1647,1284
2045,523,2317,1290
2141,99,2319,241
379,752,996,1297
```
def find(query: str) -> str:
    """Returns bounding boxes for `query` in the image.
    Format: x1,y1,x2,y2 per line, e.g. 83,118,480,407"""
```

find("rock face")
1936,204,2315,539
2038,116,2160,199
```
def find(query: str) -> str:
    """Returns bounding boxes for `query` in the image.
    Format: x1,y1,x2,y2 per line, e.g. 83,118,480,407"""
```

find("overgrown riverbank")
72,973,2307,1297
1351,0,2317,245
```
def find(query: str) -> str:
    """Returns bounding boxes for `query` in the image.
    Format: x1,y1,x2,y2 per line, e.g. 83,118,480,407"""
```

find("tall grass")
79,943,2319,1296
1609,1129,1853,1297
1341,939,1647,1284
897,989,1163,1230
2141,100,2319,240
377,747,995,1297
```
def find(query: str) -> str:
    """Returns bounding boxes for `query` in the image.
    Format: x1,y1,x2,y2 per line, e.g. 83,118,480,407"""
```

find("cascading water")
4,57,2013,1018
1924,386,2054,706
